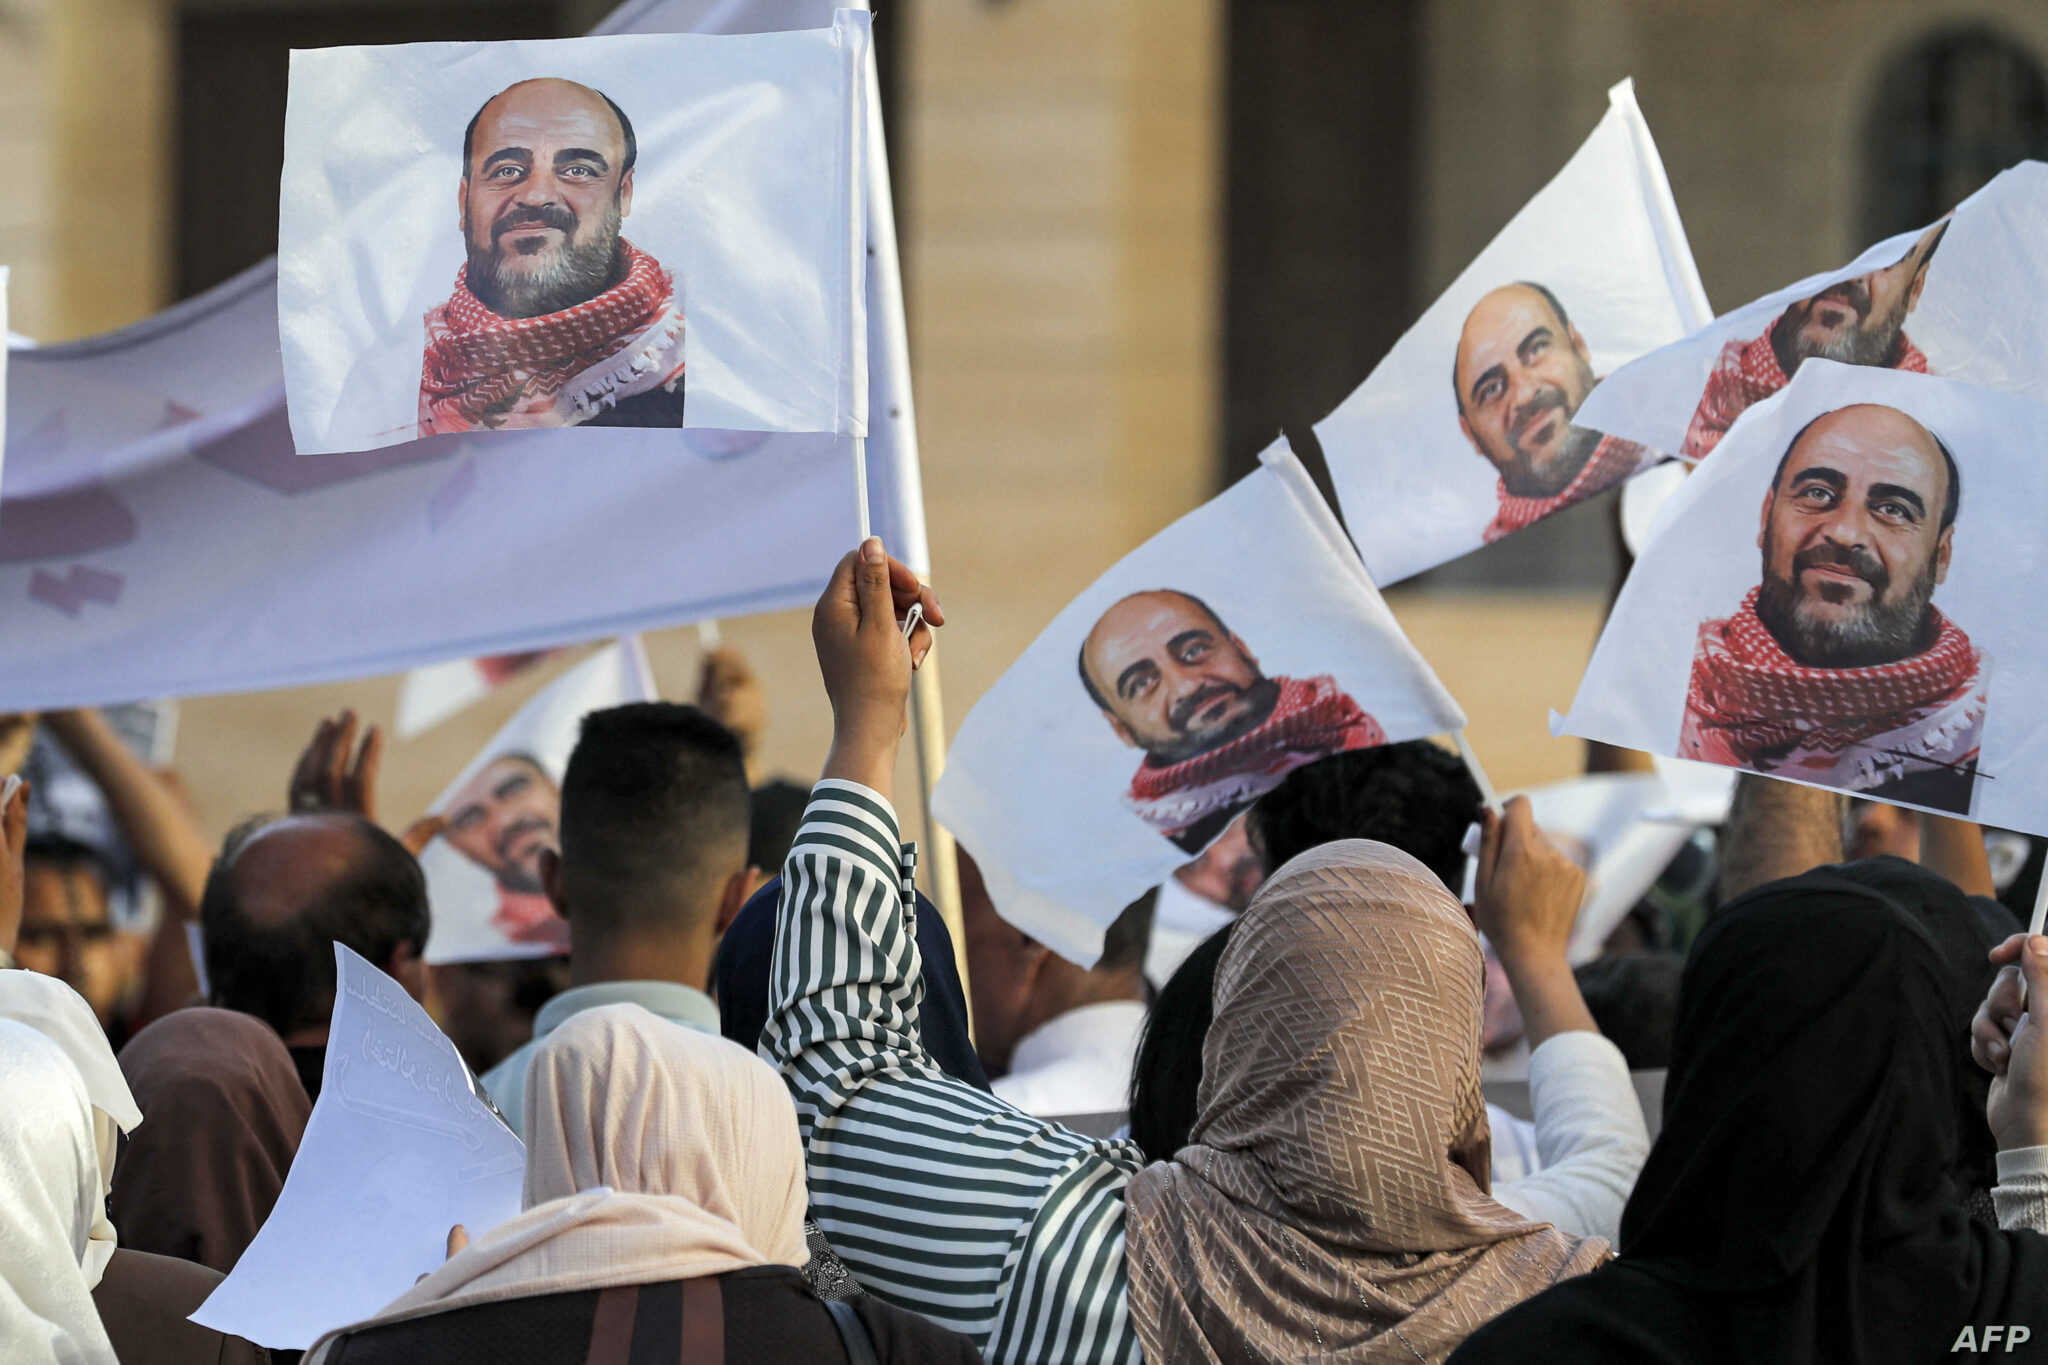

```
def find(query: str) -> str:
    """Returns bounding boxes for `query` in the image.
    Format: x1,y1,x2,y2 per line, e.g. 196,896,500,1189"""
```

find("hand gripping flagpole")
1454,730,1500,906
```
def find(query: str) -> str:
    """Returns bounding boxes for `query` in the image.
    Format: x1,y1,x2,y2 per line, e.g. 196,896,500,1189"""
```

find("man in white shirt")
957,847,1151,1122
481,702,752,1135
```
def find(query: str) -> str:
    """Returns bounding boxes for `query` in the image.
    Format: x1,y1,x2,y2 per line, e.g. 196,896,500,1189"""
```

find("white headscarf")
0,972,143,1286
0,1018,120,1364
305,1004,810,1361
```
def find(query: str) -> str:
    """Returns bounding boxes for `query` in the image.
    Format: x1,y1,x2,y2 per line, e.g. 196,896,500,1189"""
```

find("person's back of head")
1246,741,1480,890
1572,952,1683,1071
199,813,429,1040
1128,922,1232,1162
552,703,750,954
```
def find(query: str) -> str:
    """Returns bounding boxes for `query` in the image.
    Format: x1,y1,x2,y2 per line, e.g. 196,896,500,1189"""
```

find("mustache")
1169,682,1242,732
1793,541,1887,592
1506,386,1570,448
1807,278,1872,323
494,815,554,861
492,203,579,241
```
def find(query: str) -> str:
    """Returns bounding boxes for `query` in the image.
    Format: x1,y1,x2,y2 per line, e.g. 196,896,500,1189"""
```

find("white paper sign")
193,945,526,1349
1576,161,2048,464
1314,80,1709,587
932,438,1467,967
1559,361,2048,833
419,638,654,964
279,15,870,453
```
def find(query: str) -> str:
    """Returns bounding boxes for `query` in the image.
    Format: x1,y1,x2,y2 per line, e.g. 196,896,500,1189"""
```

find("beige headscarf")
0,971,144,1287
1124,841,1609,1363
305,1004,808,1360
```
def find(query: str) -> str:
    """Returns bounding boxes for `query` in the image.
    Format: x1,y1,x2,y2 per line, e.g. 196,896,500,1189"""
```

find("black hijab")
715,876,989,1090
1452,860,2048,1365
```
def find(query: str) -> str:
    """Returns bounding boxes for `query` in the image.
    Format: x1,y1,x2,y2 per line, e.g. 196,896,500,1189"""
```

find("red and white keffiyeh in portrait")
419,242,686,434
1680,588,1985,796
1125,674,1386,849
1680,329,1929,461
1484,433,1651,544
492,890,570,951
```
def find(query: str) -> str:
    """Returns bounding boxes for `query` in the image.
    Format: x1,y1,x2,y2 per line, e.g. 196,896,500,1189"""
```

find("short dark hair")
558,703,749,936
1097,887,1156,978
1128,922,1233,1162
1245,741,1480,891
1771,408,1961,531
1572,951,1684,1069
1452,281,1574,413
1077,589,1233,713
200,815,430,1037
462,83,637,180
747,779,811,876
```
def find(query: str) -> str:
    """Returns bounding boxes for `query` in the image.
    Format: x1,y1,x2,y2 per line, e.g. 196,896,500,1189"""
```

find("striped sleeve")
762,779,1146,1364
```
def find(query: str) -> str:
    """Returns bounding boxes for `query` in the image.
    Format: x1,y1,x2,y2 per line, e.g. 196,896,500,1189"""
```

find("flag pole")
1453,729,1501,810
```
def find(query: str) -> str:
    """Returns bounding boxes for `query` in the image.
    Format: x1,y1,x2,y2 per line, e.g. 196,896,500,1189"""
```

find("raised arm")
763,541,1141,1364
1473,797,1649,1242
1717,772,1844,902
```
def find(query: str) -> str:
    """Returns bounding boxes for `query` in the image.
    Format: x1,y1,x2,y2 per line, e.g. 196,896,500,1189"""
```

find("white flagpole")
854,434,872,542
2028,864,2048,938
1453,729,1502,811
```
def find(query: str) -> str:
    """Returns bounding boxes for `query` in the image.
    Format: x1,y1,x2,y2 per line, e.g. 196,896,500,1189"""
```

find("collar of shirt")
531,979,719,1040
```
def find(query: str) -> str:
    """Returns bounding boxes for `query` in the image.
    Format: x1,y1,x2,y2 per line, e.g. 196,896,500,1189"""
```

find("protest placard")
933,438,1466,967
1314,80,1709,586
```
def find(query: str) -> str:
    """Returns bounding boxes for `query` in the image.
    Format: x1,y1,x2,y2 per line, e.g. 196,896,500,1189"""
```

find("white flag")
419,638,654,964
1314,80,1709,587
1575,161,2048,464
932,439,1466,967
193,945,526,1349
395,649,566,739
1559,361,2048,832
279,15,869,453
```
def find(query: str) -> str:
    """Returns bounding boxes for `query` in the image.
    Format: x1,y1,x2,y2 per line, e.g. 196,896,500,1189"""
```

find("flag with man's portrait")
1574,162,2048,466
417,637,654,964
1558,361,2048,835
1313,79,1710,588
278,16,870,454
931,439,1466,968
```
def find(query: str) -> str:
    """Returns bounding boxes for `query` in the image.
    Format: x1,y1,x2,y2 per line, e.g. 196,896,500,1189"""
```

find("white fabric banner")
0,3,925,712
1558,361,2048,832
1314,80,1709,587
419,638,653,964
932,438,1467,967
395,649,567,739
280,15,869,452
193,945,526,1349
1575,161,2048,464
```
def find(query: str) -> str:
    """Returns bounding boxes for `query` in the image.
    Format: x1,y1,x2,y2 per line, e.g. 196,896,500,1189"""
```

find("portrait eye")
1475,377,1504,406
1178,637,1214,664
1874,498,1919,522
1793,484,1836,508
487,164,524,181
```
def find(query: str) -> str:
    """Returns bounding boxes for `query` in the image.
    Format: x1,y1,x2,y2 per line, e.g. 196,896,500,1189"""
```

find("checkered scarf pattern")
1484,433,1650,544
420,241,682,431
1124,675,1385,839
1681,326,1929,460
1685,587,1980,759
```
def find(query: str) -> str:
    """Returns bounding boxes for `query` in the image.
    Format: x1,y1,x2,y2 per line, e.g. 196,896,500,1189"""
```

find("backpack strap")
680,1278,724,1365
825,1298,879,1365
583,1285,639,1365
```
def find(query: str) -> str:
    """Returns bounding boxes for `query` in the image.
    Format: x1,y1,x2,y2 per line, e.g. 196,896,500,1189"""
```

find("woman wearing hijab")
1449,865,2048,1364
0,1017,120,1365
110,1008,310,1274
304,1004,983,1364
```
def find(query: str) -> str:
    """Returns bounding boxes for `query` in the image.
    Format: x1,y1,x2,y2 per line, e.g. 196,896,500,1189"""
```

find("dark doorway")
175,3,569,301
1220,0,1423,493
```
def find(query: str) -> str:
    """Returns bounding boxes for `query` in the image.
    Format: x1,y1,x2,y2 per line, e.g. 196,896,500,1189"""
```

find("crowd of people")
5,538,2048,1363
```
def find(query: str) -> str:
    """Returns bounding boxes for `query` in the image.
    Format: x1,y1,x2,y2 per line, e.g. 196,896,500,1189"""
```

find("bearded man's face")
461,80,632,318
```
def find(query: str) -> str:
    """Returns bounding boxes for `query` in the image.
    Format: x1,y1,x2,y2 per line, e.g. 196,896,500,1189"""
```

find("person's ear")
457,175,470,236
539,847,568,920
387,941,428,1004
714,867,752,936
1569,323,1592,362
1106,714,1139,749
1458,413,1481,455
1934,523,1954,585
1758,488,1775,551
1907,258,1932,312
617,167,635,218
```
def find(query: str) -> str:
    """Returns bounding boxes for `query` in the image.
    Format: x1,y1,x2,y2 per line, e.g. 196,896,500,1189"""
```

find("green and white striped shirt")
763,780,1146,1364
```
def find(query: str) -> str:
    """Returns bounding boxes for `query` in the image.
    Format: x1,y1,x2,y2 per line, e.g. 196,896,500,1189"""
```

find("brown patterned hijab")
1123,840,1608,1363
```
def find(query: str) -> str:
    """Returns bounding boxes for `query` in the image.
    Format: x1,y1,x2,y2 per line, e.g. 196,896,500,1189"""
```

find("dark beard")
1502,421,1602,499
1773,283,1910,377
1145,676,1283,765
466,199,626,319
1755,550,1939,669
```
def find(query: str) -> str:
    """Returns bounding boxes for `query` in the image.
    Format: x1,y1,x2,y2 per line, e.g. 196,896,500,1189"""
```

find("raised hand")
812,538,942,800
288,709,384,821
